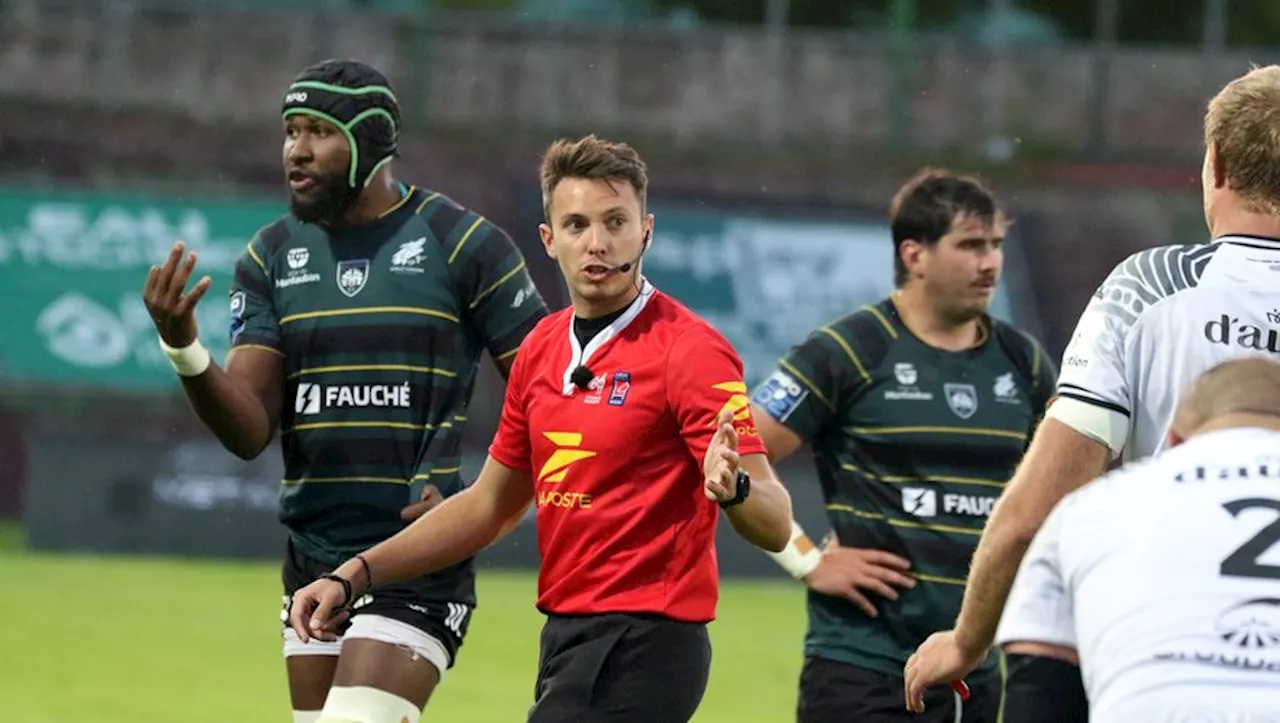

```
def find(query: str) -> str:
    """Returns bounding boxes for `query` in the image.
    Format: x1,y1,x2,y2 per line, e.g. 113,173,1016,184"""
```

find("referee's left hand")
703,408,741,503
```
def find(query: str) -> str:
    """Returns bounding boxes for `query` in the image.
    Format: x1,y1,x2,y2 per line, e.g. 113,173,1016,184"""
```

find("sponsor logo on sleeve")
750,370,808,423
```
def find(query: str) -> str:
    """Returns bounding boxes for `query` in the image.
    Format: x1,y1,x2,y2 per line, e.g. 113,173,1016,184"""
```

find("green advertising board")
0,187,1038,391
0,188,285,389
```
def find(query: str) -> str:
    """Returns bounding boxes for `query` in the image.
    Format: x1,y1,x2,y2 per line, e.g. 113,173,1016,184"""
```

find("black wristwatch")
719,470,751,509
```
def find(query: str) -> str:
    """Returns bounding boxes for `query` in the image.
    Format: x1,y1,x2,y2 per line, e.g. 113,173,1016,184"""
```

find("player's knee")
317,686,420,723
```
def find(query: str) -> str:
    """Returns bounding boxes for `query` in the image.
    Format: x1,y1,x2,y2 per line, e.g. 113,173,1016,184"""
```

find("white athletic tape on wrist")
766,520,822,579
1044,396,1128,457
293,711,321,723
158,336,212,377
318,686,420,723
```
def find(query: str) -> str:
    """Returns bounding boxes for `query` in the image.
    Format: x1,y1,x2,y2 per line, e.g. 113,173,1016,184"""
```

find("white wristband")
158,336,212,377
766,520,822,580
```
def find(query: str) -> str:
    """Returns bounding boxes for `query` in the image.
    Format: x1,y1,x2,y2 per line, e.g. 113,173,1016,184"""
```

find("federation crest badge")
944,382,978,419
336,259,370,298
608,372,632,406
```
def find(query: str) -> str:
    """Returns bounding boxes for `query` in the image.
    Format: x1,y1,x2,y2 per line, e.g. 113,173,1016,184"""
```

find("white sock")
293,712,321,723
317,685,421,723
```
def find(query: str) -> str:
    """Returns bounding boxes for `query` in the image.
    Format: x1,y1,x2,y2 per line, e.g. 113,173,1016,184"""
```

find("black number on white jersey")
1220,497,1280,581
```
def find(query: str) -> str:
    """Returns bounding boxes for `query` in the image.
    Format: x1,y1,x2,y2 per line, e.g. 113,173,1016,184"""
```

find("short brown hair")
539,134,649,221
889,167,1006,286
1205,65,1280,214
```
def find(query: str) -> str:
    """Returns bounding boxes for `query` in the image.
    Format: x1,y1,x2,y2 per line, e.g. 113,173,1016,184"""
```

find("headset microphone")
604,231,651,275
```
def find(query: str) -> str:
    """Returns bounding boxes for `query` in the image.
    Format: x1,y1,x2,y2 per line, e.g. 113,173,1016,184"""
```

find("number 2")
1220,498,1280,580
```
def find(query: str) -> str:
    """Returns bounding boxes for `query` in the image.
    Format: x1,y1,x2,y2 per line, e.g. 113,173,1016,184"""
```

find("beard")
289,170,361,226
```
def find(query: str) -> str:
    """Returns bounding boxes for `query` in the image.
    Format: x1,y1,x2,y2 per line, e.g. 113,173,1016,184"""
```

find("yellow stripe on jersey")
859,303,899,338
377,185,416,218
287,364,458,380
284,418,460,434
414,191,442,213
281,476,409,486
846,425,1028,441
839,463,1006,489
447,217,487,265
245,242,267,273
278,306,461,325
778,358,835,411
469,260,528,310
909,571,967,586
825,502,985,536
820,326,872,383
229,343,285,358
412,468,463,478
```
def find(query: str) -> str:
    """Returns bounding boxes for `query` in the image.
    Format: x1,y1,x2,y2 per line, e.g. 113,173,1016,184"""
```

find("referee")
287,134,795,722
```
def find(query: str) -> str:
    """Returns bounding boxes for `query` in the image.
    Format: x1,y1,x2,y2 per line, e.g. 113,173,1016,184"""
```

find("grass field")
0,522,808,722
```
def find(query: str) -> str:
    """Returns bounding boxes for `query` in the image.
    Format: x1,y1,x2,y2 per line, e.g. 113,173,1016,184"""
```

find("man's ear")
538,223,556,259
899,239,925,280
1209,142,1228,190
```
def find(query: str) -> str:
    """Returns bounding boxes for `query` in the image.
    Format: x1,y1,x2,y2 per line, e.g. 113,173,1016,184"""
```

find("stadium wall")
0,0,1255,160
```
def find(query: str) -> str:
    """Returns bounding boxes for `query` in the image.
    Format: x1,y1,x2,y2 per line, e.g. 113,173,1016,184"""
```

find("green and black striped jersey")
228,184,547,603
750,296,1055,679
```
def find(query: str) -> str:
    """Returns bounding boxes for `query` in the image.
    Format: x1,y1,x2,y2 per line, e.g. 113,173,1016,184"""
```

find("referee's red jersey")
488,282,766,623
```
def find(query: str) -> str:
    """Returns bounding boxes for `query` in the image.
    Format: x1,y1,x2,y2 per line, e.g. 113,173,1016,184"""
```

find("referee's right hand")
142,241,213,348
801,539,916,618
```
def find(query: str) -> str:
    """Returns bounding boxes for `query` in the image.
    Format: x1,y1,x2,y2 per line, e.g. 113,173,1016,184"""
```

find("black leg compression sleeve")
1001,653,1089,723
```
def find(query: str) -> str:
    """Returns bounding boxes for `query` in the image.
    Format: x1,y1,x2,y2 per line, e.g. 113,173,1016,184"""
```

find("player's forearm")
179,364,275,460
953,420,1110,652
486,500,532,549
725,473,793,552
952,509,1033,654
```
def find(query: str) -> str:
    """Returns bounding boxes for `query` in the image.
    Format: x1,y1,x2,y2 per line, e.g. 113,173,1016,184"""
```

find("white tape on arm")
767,519,822,580
158,336,212,377
1044,396,1128,458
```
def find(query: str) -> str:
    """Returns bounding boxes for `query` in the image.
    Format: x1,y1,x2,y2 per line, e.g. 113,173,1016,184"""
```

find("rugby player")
749,168,1055,722
286,134,795,723
142,59,547,723
905,64,1280,721
990,357,1280,720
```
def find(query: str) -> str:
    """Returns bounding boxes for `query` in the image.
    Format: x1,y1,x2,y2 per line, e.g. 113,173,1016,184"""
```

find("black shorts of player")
797,655,1001,723
526,612,711,723
280,537,471,666
1001,653,1088,723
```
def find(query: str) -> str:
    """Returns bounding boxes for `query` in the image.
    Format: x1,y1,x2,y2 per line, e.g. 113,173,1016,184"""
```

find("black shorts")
527,612,711,723
1001,654,1088,723
280,537,472,667
797,655,1001,723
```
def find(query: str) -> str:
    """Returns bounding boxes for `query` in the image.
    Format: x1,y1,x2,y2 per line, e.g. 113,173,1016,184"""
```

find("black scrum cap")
281,59,401,189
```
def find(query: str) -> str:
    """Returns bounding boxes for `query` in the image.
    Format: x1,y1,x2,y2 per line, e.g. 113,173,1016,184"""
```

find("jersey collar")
1213,233,1280,250
561,278,656,396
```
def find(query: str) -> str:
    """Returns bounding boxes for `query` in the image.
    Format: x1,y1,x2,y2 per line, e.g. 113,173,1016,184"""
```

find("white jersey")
1007,427,1280,722
999,235,1280,653
1056,235,1280,460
